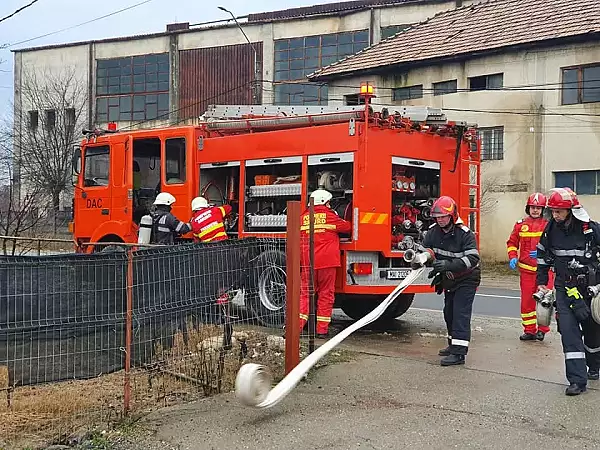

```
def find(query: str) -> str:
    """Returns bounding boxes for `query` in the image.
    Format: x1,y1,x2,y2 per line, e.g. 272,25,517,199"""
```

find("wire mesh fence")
0,233,300,449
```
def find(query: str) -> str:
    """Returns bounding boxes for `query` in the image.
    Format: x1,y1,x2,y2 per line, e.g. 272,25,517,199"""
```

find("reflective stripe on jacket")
190,205,232,243
506,216,548,272
300,205,352,269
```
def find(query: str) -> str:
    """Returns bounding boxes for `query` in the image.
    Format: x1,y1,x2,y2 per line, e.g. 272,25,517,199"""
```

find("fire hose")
234,266,425,409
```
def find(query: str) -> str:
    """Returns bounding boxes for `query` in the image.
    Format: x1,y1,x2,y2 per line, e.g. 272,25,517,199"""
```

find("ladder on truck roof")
203,104,451,125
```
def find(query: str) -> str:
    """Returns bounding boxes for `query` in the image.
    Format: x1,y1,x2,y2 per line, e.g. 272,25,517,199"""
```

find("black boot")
536,331,545,341
565,383,587,396
440,354,465,366
520,333,537,341
438,346,451,356
588,369,599,381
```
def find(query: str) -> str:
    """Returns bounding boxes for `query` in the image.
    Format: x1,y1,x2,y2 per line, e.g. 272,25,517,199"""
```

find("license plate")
386,269,411,280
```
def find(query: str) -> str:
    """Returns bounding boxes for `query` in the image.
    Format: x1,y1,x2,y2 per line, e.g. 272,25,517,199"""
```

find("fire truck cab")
72,90,480,327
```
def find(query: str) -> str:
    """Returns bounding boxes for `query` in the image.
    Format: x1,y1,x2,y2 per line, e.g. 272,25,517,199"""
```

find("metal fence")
0,205,307,449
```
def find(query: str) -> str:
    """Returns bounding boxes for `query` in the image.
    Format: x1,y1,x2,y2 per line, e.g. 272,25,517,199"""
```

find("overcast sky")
0,0,341,117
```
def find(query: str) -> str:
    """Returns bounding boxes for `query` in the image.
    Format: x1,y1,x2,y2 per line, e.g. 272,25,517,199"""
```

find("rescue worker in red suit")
299,189,352,338
506,192,555,341
189,196,232,243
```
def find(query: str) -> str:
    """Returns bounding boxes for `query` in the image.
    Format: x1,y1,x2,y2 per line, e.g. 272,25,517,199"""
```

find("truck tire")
340,294,414,322
247,249,287,328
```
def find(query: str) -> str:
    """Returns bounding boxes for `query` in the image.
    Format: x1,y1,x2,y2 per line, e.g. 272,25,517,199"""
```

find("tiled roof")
309,0,600,80
247,0,431,23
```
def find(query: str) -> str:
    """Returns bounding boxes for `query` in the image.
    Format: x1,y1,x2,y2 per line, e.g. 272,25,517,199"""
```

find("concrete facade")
324,41,600,259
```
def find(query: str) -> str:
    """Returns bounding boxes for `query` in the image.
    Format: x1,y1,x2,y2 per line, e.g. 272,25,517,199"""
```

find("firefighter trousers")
443,283,477,356
299,267,337,334
520,270,552,335
555,288,600,386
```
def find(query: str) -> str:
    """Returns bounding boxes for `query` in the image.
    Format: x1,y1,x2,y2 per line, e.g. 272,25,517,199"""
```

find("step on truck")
71,83,481,327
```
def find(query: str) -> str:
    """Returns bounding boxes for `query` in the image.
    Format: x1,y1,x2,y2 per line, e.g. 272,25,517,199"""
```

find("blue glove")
509,258,518,270
529,250,537,258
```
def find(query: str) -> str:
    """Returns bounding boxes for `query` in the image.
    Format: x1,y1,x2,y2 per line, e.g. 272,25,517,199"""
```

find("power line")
0,0,40,24
8,0,155,48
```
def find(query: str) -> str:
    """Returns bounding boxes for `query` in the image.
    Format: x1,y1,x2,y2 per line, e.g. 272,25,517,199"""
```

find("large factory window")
96,53,170,123
273,30,368,105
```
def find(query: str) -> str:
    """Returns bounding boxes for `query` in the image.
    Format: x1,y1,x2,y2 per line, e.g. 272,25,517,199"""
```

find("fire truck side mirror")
72,146,81,175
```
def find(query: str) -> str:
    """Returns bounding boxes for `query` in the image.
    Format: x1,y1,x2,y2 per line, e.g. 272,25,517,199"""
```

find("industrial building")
308,0,600,259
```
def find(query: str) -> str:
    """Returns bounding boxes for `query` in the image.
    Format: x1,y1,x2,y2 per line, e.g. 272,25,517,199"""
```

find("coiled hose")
235,267,425,408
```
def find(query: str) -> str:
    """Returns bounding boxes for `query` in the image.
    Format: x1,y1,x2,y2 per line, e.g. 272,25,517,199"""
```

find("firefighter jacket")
506,216,548,273
300,205,352,270
536,218,600,289
150,209,192,245
190,205,232,243
423,220,481,289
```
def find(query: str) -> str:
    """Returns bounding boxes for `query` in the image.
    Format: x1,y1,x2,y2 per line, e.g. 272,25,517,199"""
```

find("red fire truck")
71,85,481,326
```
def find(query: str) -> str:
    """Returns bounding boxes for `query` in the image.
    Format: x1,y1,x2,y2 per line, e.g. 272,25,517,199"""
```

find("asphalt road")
412,286,522,319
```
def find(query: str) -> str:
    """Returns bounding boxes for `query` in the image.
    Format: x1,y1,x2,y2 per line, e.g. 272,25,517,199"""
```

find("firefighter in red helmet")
413,195,481,366
507,192,555,341
535,188,600,395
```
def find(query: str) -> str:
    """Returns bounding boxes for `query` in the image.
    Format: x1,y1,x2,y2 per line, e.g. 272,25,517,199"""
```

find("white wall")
326,41,600,259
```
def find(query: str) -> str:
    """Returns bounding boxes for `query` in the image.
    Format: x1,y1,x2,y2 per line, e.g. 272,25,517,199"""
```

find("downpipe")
234,267,425,409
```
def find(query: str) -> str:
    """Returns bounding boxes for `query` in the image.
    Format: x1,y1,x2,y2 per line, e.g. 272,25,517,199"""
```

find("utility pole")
218,6,260,104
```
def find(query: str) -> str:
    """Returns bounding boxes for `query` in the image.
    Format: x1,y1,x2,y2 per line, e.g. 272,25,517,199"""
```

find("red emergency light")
107,122,117,131
350,262,373,275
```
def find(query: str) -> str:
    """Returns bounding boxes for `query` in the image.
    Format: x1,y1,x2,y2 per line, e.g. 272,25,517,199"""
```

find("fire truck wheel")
248,249,287,328
340,294,414,322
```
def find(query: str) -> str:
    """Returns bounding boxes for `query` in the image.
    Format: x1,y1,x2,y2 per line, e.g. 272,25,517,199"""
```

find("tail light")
350,262,373,275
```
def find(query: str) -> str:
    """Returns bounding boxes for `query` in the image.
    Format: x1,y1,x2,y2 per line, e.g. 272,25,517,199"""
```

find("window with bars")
392,84,423,101
561,63,600,105
554,170,600,195
273,31,369,82
381,24,412,40
273,83,328,106
478,126,504,161
96,53,170,122
433,79,458,96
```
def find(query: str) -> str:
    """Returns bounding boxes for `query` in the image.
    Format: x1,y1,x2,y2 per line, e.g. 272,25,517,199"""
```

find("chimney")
166,22,190,32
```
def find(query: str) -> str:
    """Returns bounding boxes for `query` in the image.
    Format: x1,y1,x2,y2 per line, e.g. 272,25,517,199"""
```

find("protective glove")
509,258,518,270
429,272,444,295
432,259,450,273
529,250,537,258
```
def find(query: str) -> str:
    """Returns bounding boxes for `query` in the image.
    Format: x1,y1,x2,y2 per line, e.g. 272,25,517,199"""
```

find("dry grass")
0,323,290,450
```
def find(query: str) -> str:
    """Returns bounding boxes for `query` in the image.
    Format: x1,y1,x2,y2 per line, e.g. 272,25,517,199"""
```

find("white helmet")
310,189,333,206
191,196,209,211
153,192,176,206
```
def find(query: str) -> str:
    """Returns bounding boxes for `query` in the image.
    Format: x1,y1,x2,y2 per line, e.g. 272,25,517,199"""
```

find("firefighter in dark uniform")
413,195,481,366
535,187,600,396
150,192,192,244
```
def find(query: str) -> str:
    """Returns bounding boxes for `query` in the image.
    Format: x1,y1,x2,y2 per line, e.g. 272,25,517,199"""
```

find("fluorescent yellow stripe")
522,319,537,326
218,206,227,216
361,213,374,224
521,311,537,318
519,231,543,238
300,223,337,231
196,222,224,238
375,214,388,225
316,316,331,323
204,232,227,242
299,314,309,320
518,262,537,271
507,246,518,253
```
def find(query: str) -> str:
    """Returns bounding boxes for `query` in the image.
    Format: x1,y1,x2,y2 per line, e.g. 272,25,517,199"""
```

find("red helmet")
547,187,577,209
525,192,546,215
430,196,458,221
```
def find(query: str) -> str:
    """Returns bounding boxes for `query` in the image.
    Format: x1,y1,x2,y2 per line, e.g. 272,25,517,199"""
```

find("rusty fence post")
124,248,134,414
285,201,301,375
308,198,316,354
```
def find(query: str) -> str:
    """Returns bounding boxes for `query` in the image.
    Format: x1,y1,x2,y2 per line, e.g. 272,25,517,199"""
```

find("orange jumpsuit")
507,216,555,335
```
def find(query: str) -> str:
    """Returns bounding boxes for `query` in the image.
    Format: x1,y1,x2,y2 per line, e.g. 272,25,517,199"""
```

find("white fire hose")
235,267,425,409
